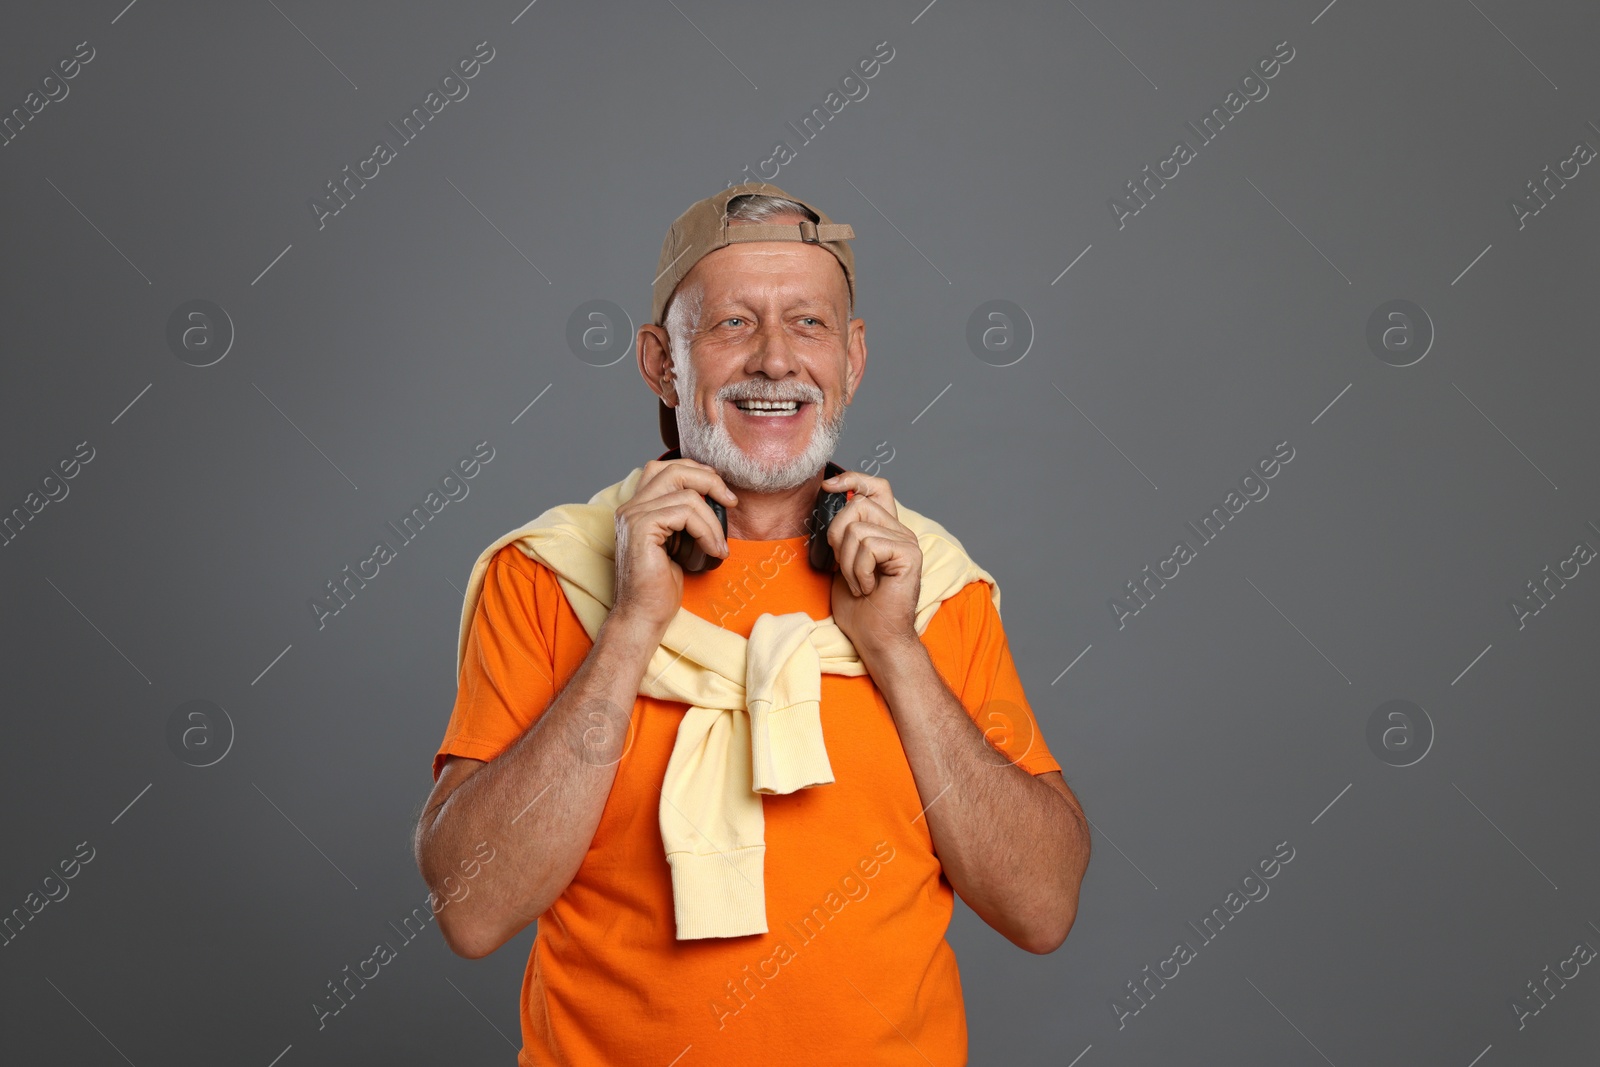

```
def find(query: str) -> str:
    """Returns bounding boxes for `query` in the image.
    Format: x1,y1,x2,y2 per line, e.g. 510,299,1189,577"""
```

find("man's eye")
722,317,744,327
800,317,820,326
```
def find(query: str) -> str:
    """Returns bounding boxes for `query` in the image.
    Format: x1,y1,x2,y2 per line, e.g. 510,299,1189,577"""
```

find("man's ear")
844,316,866,404
637,323,675,406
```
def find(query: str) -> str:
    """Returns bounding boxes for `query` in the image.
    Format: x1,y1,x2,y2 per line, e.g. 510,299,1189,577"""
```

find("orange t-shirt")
433,533,1060,1066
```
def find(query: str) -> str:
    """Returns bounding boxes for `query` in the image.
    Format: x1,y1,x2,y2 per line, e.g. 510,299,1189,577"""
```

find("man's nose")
745,318,799,377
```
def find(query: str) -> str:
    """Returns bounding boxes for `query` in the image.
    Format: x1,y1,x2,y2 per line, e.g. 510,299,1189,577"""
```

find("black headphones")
656,448,850,573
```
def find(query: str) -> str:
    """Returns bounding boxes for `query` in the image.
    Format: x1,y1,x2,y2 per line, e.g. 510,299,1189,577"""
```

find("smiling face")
648,219,867,493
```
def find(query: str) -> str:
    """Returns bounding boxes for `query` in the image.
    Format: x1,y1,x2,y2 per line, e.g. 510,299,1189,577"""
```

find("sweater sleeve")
922,579,1062,777
432,545,560,781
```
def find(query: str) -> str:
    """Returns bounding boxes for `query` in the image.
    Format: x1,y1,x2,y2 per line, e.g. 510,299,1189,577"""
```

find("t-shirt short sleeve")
433,545,561,781
923,578,1061,778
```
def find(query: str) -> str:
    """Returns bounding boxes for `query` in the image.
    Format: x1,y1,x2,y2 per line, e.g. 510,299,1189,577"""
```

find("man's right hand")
611,458,737,636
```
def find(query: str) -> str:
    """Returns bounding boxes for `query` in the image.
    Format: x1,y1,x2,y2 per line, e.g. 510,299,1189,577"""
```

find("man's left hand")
821,470,922,661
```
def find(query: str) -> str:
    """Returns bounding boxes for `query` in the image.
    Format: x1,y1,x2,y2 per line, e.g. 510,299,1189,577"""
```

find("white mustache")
722,385,823,403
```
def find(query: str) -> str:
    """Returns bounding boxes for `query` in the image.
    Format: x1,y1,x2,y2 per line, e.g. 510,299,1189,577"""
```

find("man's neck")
723,470,825,541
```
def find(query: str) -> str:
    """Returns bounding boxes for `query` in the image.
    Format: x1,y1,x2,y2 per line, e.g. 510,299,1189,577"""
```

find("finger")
639,459,739,507
827,504,878,588
655,489,730,551
829,504,911,570
652,486,728,519
657,460,739,507
850,530,913,595
646,501,727,560
852,534,880,595
621,483,713,527
827,507,860,595
819,469,894,517
832,492,901,533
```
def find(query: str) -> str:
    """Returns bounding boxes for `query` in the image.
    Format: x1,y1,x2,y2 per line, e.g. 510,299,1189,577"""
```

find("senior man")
415,181,1090,1065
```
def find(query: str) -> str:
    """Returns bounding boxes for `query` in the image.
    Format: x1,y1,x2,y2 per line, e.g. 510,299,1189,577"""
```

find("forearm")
419,611,661,956
865,637,1088,953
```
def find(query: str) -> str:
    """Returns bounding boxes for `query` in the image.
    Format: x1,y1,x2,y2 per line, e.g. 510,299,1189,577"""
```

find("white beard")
673,366,845,493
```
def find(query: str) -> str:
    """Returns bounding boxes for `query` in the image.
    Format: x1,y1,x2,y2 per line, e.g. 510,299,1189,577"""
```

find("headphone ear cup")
665,495,727,573
807,489,849,571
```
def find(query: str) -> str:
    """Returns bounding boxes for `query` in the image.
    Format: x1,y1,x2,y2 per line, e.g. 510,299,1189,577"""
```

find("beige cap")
651,181,856,448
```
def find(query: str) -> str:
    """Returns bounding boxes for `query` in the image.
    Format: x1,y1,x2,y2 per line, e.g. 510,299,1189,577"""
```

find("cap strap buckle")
719,221,855,246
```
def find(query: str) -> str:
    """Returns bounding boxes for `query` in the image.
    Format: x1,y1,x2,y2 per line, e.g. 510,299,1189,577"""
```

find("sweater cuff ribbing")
667,845,768,939
748,698,835,794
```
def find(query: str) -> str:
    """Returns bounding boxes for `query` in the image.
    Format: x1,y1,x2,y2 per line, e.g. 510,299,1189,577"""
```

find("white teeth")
734,399,800,414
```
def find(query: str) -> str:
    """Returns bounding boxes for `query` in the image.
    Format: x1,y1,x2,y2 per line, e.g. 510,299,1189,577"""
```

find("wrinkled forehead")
679,240,852,316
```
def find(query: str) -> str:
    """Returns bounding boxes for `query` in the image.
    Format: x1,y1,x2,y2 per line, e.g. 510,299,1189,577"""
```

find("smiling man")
415,181,1090,1066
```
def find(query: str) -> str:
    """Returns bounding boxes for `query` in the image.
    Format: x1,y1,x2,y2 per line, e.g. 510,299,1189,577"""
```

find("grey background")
2,0,1597,1064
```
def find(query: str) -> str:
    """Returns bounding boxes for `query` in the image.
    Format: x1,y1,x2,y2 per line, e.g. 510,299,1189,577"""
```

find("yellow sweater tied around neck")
454,463,999,940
